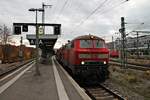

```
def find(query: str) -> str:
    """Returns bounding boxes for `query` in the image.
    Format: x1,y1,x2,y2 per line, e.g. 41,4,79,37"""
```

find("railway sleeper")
89,90,106,94
95,95,115,100
88,89,106,94
92,92,110,96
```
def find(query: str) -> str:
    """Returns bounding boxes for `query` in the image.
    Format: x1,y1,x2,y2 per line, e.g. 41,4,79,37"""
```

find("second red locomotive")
56,34,109,81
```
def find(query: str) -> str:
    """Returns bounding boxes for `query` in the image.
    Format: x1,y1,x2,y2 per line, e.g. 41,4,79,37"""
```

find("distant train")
110,50,119,58
0,44,35,63
56,35,109,82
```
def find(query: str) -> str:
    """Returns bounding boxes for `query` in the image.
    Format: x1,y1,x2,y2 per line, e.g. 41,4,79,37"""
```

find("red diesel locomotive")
56,35,109,81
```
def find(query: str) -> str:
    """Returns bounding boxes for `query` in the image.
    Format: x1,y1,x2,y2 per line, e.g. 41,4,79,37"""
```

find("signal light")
22,24,28,32
54,26,61,35
14,26,21,35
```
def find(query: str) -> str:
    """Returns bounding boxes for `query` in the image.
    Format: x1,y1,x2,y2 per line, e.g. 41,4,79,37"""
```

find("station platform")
0,57,91,100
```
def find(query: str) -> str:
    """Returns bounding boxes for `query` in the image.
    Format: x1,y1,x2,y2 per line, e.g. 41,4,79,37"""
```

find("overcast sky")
0,0,150,48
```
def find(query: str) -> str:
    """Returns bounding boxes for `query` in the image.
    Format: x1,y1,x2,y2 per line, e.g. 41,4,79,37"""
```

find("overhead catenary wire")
54,0,70,23
50,0,60,22
75,0,109,28
97,0,128,15
98,0,129,32
51,0,129,36
69,0,109,34
97,0,129,30
70,0,129,34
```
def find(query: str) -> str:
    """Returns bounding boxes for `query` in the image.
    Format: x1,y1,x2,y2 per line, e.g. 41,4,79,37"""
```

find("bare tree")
0,25,12,45
0,25,12,63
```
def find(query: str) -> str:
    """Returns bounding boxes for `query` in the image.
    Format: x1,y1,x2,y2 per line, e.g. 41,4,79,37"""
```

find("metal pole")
20,36,23,62
112,36,114,50
136,32,139,58
29,8,44,75
3,25,6,63
42,3,45,34
42,3,52,34
35,10,40,75
148,42,150,56
121,17,126,69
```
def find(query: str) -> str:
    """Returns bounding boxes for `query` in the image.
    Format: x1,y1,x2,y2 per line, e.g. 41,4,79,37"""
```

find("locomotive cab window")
80,39,105,48
95,40,105,48
80,40,92,48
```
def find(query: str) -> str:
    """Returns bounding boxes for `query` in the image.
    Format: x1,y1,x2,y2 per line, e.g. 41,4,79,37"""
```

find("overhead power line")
71,0,129,33
54,0,70,22
50,0,59,20
97,0,128,15
77,0,109,27
69,0,109,33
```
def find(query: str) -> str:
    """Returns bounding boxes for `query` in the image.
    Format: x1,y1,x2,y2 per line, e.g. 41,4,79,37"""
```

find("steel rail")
0,59,34,77
84,83,125,100
109,61,150,71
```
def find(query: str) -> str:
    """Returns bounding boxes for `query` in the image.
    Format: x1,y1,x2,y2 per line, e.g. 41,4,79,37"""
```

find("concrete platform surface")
0,57,91,100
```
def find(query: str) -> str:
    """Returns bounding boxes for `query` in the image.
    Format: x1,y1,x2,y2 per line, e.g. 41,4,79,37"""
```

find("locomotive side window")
95,40,105,48
80,40,92,48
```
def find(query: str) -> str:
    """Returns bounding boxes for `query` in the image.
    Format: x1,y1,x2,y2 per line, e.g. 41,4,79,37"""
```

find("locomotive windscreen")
95,40,105,48
80,39,105,48
80,40,93,48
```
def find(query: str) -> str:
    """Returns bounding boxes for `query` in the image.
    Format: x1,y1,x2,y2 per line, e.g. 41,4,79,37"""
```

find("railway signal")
14,26,21,35
22,24,28,32
54,26,61,35
38,26,44,35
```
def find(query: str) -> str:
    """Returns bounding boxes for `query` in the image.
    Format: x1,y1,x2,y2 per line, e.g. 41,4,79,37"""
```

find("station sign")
27,34,58,47
29,39,55,45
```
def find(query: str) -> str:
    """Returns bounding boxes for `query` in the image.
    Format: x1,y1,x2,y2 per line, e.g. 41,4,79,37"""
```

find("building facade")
107,35,150,55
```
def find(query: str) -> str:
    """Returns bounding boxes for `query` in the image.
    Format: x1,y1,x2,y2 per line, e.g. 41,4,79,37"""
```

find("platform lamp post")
29,8,44,76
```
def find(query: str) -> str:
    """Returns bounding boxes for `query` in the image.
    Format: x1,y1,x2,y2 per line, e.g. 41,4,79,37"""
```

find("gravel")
106,65,150,100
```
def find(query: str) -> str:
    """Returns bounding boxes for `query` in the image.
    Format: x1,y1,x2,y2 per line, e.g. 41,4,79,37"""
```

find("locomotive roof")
73,35,104,41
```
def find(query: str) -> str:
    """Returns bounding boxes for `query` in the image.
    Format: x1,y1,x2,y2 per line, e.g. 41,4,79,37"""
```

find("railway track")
109,60,150,71
84,83,125,100
0,59,34,77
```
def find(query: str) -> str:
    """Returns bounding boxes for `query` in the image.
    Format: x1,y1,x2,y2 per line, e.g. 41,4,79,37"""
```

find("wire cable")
76,0,109,27
50,0,60,22
54,0,70,22
70,0,129,33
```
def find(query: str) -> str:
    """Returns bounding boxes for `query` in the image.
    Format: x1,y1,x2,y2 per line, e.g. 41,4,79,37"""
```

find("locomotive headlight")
81,61,85,65
103,61,107,64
